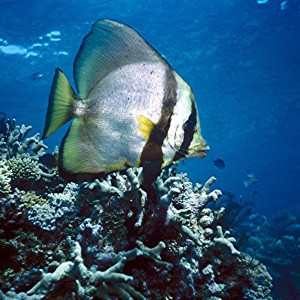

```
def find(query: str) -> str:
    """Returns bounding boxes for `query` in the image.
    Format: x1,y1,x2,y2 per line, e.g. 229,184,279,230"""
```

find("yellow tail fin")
42,68,78,139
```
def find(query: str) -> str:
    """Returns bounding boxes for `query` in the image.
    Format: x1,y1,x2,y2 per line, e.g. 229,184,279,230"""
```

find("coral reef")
0,117,61,191
0,159,12,196
27,183,80,231
0,118,46,160
240,210,300,299
0,119,273,299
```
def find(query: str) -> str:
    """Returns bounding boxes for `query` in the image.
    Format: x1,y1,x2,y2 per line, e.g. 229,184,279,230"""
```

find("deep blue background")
0,0,299,216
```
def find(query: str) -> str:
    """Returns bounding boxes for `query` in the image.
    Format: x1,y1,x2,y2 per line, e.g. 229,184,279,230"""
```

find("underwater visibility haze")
0,0,300,299
0,0,299,215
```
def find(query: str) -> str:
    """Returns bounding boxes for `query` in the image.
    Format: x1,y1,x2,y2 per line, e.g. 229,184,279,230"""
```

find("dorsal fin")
73,19,165,99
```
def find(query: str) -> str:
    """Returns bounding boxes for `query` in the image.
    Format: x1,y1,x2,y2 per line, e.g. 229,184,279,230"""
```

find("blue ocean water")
0,0,299,218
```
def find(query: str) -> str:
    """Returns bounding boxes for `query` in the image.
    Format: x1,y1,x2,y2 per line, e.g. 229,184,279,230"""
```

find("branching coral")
7,156,41,182
154,174,223,247
0,119,47,160
0,119,274,299
0,118,61,192
208,225,240,256
27,183,80,231
0,159,12,196
0,239,166,300
6,154,61,191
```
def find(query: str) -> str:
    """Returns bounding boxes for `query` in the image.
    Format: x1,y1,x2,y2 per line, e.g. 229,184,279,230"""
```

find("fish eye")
184,118,196,131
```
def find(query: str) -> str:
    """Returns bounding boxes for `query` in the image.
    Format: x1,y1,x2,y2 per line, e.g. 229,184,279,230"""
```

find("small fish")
213,158,225,169
42,19,209,186
39,153,58,169
31,72,43,81
243,170,257,188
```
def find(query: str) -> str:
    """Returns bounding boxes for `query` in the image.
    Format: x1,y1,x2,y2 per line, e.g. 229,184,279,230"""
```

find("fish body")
42,19,209,184
39,153,58,169
31,72,43,81
213,158,225,169
243,170,257,187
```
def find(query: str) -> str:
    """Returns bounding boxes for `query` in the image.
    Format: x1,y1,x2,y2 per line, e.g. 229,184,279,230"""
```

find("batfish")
42,19,209,187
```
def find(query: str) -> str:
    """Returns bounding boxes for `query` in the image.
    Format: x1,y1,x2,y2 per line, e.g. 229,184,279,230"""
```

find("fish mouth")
193,144,210,157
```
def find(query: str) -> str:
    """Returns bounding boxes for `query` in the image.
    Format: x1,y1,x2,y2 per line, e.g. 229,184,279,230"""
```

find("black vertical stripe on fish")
173,100,197,161
140,69,177,165
141,161,164,191
140,69,177,188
